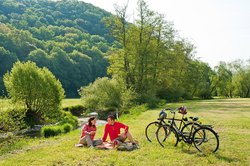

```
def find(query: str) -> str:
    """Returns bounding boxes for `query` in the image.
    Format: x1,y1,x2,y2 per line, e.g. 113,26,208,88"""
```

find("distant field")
0,98,250,165
62,98,82,107
0,98,82,112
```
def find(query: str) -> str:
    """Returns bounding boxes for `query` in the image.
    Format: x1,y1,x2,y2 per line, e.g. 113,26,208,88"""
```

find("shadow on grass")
214,153,240,163
179,145,240,164
194,151,241,163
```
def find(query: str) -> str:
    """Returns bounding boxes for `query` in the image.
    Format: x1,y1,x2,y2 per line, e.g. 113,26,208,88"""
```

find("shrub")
0,109,27,132
62,123,73,133
63,105,86,117
41,126,63,138
79,77,134,115
59,111,79,129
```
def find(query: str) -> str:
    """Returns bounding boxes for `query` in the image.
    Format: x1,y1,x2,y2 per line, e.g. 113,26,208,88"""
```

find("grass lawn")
0,98,250,165
0,98,82,112
62,98,82,107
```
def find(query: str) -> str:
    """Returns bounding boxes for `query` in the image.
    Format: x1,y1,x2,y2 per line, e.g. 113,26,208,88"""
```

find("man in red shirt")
102,115,137,145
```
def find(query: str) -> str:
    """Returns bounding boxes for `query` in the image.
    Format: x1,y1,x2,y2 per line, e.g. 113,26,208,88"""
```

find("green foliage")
0,0,113,97
121,104,148,120
41,123,73,138
0,108,27,132
63,105,86,117
0,133,28,156
59,111,79,129
62,123,73,133
105,0,211,103
41,125,63,138
231,60,250,98
79,77,134,114
3,61,65,126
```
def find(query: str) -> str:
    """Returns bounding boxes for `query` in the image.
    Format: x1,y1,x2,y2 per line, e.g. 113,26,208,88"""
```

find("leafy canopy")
79,77,134,113
3,61,65,124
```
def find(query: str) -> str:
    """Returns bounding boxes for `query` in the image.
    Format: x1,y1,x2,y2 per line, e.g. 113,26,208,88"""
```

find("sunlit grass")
0,98,250,165
0,98,82,112
62,98,82,107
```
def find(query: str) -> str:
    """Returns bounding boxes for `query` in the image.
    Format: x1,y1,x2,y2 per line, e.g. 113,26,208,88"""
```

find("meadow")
0,98,250,166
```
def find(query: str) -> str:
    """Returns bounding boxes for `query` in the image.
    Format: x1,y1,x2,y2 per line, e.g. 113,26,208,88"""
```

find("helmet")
159,110,167,119
178,106,187,115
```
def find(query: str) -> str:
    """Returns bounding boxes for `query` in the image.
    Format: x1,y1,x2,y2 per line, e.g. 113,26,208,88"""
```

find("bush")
0,109,27,132
41,123,73,137
98,108,117,120
63,105,86,117
59,111,79,129
79,77,134,113
62,123,73,133
41,126,63,138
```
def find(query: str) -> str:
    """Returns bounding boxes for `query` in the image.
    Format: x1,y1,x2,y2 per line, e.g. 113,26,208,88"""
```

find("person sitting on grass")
76,116,102,148
102,115,137,146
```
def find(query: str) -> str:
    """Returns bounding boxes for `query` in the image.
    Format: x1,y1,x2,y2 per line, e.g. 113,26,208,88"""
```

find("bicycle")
156,107,219,153
145,109,168,142
145,107,201,143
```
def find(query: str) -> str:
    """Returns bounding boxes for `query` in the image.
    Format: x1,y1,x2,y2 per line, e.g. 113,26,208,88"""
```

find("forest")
0,0,114,97
1,0,250,100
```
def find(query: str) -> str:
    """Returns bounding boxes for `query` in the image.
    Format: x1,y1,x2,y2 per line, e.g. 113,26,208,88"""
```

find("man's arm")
117,122,129,133
102,124,108,142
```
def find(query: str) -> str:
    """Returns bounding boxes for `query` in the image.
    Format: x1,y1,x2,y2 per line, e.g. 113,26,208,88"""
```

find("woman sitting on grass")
76,116,102,148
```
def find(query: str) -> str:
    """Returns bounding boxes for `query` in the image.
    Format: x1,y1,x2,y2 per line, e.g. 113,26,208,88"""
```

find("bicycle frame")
167,110,196,144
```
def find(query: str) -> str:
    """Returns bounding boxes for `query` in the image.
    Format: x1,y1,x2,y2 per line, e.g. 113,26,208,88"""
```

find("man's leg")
120,131,137,144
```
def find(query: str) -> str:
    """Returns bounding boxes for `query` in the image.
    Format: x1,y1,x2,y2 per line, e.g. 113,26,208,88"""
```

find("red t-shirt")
81,124,96,140
102,122,129,142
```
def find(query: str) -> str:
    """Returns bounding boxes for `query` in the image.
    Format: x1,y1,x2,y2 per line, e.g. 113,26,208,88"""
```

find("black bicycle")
145,109,168,142
156,107,219,153
145,107,201,143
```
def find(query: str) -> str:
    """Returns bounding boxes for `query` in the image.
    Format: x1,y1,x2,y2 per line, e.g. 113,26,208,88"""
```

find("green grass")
62,98,82,108
0,98,82,112
1,98,250,165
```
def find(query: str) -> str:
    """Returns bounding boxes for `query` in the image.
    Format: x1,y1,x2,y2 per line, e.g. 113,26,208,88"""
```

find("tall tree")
4,61,65,126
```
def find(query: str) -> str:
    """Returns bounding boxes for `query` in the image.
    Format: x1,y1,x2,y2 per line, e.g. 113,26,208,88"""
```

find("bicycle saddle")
189,116,199,121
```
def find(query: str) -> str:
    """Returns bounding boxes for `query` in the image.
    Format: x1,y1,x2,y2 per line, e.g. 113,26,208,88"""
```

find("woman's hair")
88,116,96,126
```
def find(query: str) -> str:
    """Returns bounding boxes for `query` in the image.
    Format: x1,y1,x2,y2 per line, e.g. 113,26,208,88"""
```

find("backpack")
116,142,139,151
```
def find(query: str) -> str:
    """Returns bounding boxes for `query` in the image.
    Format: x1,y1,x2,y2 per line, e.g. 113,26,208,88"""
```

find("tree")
0,46,18,94
210,62,233,97
231,60,250,98
3,61,65,126
79,77,134,114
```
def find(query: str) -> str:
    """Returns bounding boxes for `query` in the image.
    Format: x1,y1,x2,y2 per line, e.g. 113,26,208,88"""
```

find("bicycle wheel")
193,127,219,153
156,124,178,148
145,121,161,142
180,122,203,144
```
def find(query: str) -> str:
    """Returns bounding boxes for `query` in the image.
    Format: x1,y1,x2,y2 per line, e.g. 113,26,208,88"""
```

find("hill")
0,0,116,97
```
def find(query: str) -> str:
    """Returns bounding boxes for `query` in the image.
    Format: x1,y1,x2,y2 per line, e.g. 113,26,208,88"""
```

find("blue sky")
83,0,250,68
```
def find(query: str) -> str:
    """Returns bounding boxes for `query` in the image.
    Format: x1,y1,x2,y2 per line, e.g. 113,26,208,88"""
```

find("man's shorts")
113,135,126,144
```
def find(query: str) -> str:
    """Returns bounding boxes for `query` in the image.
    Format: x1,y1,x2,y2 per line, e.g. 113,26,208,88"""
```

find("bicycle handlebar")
162,108,178,114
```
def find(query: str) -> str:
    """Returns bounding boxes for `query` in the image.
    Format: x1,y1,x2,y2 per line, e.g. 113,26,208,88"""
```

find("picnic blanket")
95,142,114,150
76,142,139,151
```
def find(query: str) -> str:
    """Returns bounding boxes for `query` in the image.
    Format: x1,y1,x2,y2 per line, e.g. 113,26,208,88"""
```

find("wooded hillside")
0,0,115,97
